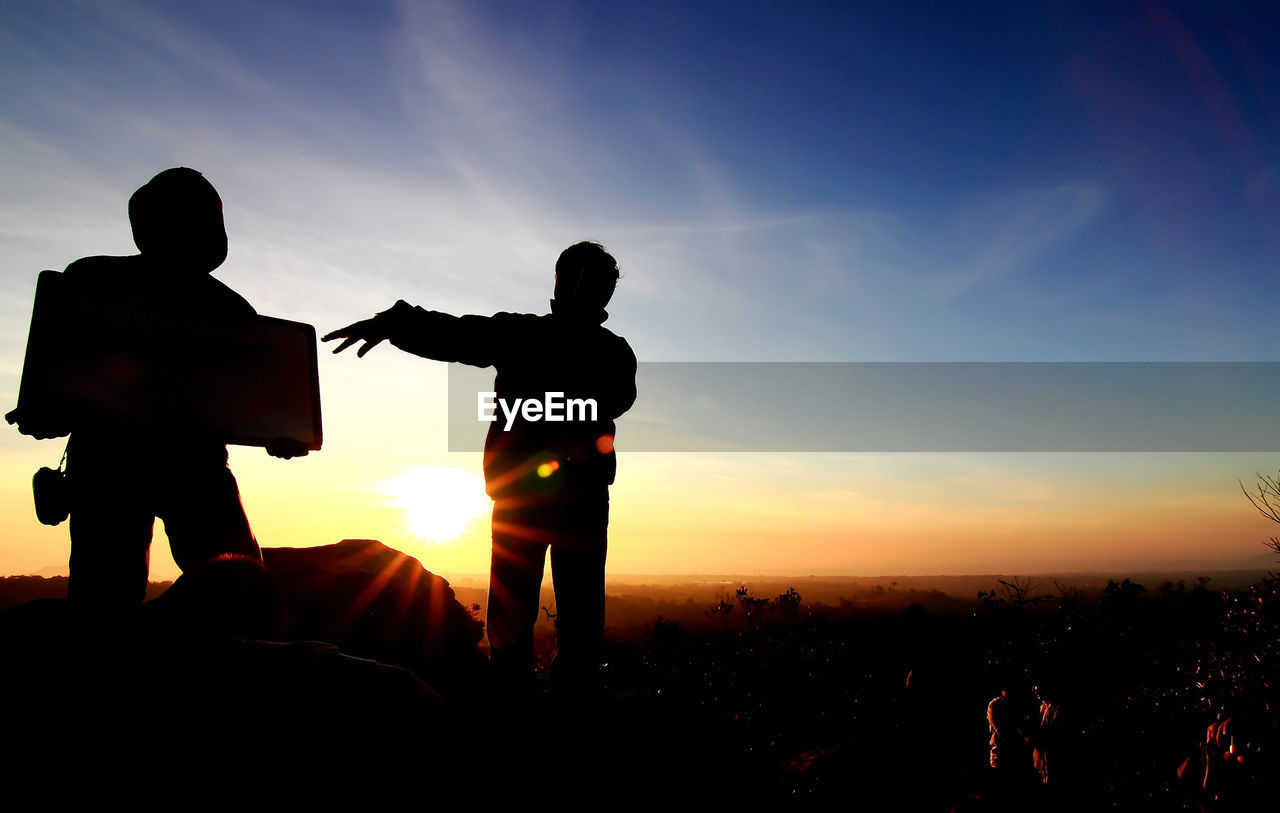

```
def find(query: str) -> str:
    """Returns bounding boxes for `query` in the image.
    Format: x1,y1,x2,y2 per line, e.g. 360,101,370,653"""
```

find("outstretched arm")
322,301,410,358
323,300,504,366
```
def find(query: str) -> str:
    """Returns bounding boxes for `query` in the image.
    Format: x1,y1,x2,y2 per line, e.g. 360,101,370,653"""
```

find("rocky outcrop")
0,539,489,787
261,539,487,698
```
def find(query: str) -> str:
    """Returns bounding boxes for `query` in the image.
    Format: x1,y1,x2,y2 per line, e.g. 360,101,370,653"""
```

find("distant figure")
1031,691,1056,784
10,168,304,608
325,241,637,692
1180,713,1246,806
1030,681,1076,789
987,686,1033,777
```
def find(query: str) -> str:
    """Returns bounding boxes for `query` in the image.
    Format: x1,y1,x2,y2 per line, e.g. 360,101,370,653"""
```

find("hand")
266,437,309,459
322,316,389,357
5,408,69,440
323,301,416,357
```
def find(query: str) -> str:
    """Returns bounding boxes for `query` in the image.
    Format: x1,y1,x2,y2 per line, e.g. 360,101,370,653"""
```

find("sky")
2,0,1280,580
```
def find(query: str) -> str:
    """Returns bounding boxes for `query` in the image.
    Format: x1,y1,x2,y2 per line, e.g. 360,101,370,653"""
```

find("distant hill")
460,568,1280,631
7,566,1273,625
0,574,171,609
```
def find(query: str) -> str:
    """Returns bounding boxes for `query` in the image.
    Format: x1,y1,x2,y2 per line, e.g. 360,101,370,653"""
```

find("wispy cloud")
926,183,1106,301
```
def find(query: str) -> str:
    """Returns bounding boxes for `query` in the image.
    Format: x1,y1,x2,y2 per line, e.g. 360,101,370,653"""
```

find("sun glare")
380,466,492,543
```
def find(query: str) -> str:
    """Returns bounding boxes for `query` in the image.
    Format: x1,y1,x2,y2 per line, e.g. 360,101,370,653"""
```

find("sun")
380,466,492,543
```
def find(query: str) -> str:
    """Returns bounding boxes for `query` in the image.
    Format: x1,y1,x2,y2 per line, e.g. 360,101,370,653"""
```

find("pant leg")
487,497,550,673
548,491,609,677
66,435,155,607
159,444,260,571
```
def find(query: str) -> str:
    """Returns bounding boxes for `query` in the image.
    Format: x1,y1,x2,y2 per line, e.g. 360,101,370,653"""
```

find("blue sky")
3,1,1278,363
2,1,1280,576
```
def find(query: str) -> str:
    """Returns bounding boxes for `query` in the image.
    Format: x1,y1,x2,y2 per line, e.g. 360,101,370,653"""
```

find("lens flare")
537,460,561,478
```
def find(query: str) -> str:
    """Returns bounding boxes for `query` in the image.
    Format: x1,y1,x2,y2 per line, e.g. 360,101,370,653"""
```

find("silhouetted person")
324,241,636,693
987,686,1034,778
10,168,303,609
1029,681,1080,796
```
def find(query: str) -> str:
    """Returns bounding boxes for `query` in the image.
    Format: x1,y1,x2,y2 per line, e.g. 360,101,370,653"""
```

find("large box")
9,270,322,450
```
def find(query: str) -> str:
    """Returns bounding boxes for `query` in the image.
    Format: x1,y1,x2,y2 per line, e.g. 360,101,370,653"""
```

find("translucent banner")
448,362,1280,452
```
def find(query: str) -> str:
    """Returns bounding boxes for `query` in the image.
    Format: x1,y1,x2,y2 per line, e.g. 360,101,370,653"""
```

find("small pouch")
32,442,70,526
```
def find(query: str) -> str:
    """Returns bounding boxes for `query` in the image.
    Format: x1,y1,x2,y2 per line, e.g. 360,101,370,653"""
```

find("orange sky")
2,353,1275,581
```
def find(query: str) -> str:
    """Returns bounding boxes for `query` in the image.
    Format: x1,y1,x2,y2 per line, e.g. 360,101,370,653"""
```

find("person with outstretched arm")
325,241,636,695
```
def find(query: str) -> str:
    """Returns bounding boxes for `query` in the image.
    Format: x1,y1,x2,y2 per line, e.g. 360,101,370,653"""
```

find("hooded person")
21,168,302,609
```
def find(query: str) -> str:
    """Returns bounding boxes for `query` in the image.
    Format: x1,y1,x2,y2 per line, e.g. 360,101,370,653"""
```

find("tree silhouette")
1240,472,1280,558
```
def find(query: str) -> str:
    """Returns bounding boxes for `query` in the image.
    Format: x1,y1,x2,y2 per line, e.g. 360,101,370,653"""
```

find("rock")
0,609,466,789
262,539,487,698
0,540,489,788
